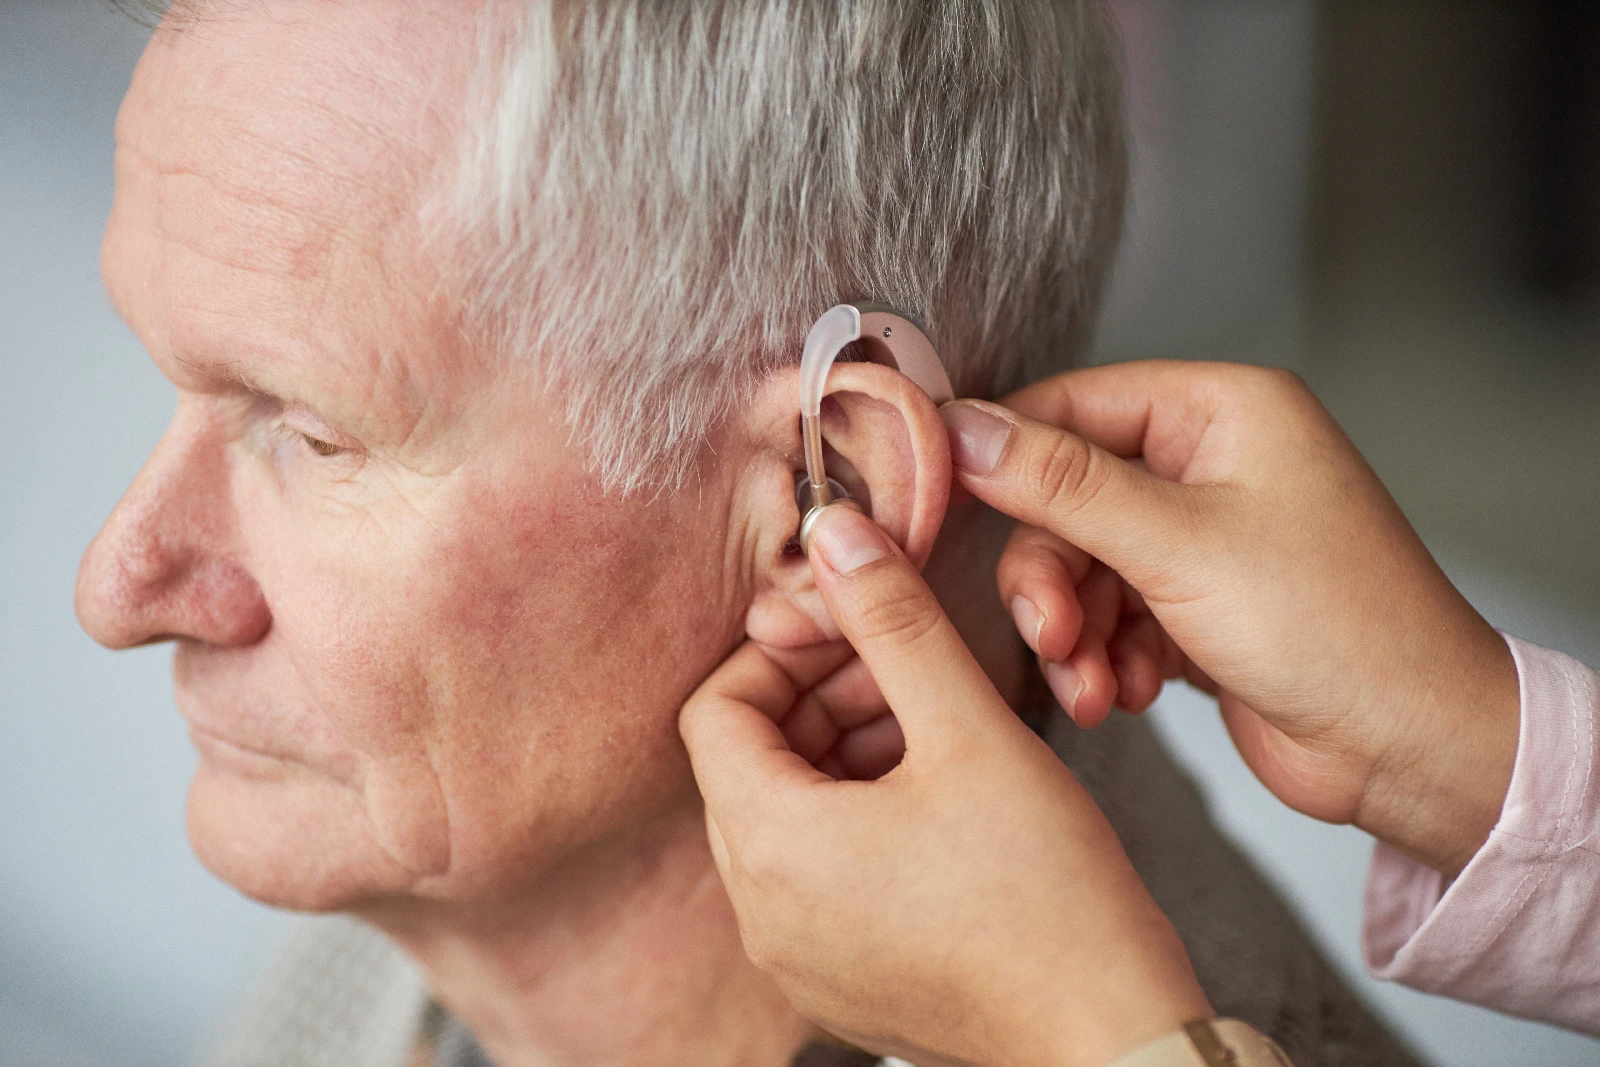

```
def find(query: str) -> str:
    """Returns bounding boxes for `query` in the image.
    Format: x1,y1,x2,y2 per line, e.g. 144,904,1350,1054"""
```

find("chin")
185,760,404,913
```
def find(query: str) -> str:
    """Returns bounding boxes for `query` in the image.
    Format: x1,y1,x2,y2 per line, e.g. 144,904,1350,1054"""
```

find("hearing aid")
796,303,955,554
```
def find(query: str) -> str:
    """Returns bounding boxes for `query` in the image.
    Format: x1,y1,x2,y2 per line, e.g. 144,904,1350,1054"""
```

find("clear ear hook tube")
796,303,955,551
798,305,862,516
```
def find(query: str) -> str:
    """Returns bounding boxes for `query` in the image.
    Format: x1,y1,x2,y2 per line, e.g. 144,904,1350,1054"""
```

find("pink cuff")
1362,634,1600,1033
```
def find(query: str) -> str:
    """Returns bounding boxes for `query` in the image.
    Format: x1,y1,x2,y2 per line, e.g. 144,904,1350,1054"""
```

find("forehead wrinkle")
123,209,453,459
115,98,417,293
110,136,439,444
113,10,472,288
114,145,341,291
122,3,472,211
106,1,488,457
159,259,458,463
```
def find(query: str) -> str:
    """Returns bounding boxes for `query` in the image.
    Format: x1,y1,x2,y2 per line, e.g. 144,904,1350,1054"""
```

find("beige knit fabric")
203,915,431,1067
202,709,1424,1067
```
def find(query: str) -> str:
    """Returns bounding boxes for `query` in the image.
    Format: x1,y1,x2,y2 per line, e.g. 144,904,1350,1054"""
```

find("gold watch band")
1106,1019,1294,1067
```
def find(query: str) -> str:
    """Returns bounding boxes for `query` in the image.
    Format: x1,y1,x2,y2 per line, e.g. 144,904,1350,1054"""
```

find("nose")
76,405,270,650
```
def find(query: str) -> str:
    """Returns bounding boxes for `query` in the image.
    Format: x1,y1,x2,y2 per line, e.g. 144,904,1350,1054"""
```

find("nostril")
186,555,272,647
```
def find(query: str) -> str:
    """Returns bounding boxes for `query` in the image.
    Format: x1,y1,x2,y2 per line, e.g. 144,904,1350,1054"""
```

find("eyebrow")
171,335,407,451
212,360,279,399
171,350,275,397
171,348,328,421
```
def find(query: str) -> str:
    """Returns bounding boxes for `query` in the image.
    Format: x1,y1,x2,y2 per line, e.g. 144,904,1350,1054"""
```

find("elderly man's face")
77,2,747,909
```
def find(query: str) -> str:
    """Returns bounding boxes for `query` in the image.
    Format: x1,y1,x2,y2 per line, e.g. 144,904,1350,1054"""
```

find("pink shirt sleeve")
1362,634,1600,1034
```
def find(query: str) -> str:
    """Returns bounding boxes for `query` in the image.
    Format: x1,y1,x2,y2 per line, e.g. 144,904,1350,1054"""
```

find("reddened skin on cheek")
374,470,741,895
282,549,456,880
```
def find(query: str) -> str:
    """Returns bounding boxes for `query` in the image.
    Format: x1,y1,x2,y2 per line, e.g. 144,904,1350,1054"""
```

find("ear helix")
793,303,952,555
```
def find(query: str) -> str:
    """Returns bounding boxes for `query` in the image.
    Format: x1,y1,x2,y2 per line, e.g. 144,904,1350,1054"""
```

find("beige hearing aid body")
797,303,954,553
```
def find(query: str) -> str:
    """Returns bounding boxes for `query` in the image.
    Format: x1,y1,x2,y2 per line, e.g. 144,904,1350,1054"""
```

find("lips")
185,721,301,779
176,685,315,769
172,641,360,784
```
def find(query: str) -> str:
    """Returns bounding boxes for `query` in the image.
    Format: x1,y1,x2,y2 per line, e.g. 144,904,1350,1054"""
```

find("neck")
366,803,816,1067
363,500,1027,1067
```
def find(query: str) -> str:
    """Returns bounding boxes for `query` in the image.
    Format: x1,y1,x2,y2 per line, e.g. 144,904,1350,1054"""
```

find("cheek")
414,483,742,877
232,473,466,878
240,458,743,893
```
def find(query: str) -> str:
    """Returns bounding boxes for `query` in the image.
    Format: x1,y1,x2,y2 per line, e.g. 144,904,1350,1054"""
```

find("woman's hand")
943,360,1520,878
679,504,1211,1067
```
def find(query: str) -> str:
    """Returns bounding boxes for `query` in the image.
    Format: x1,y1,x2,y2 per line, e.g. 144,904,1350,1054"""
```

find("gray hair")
117,0,1128,495
442,0,1127,493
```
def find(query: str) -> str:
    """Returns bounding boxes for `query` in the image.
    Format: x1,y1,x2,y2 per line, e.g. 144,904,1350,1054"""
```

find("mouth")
171,644,361,784
186,721,301,780
173,675,355,784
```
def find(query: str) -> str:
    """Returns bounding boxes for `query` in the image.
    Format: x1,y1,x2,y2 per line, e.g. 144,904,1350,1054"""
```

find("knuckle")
1027,432,1110,518
851,581,943,650
676,692,710,740
740,915,805,983
998,529,1072,588
678,692,733,754
1255,365,1309,399
741,936,790,980
738,826,789,886
1206,362,1306,404
1016,526,1072,569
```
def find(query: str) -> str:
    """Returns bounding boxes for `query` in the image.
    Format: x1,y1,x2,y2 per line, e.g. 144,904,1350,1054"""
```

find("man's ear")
738,361,952,648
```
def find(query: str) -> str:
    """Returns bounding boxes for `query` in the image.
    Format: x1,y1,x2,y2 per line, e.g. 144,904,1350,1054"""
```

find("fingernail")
940,402,1011,476
1044,660,1084,720
811,505,890,574
1010,595,1045,655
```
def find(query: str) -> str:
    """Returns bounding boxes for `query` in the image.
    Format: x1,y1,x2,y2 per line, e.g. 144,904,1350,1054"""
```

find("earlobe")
739,361,952,650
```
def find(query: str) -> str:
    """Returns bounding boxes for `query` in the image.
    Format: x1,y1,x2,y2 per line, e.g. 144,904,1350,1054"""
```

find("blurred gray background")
3,2,1598,1064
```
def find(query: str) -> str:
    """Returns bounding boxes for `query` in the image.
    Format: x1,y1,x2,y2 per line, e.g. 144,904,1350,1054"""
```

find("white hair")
134,0,1127,495
439,0,1127,493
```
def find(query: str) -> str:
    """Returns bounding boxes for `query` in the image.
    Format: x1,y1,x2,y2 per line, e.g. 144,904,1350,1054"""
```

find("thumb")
805,505,1026,751
939,399,1203,593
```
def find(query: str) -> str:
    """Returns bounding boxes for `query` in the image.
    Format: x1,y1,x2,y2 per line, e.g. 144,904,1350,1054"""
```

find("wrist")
1356,625,1520,878
1034,996,1213,1067
1019,923,1212,1067
1101,1020,1293,1067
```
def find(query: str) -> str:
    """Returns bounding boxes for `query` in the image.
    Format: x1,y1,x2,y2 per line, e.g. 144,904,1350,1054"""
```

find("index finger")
939,399,1199,596
804,505,1021,751
1001,360,1229,477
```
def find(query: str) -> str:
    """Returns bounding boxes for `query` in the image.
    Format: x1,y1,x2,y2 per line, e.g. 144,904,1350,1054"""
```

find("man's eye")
301,433,343,457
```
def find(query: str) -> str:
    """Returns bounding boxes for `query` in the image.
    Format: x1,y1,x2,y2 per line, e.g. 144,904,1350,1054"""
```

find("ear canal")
793,471,851,512
792,472,865,555
786,472,862,555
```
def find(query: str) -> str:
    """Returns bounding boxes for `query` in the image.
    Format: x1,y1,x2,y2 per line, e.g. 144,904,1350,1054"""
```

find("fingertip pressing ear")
740,361,952,651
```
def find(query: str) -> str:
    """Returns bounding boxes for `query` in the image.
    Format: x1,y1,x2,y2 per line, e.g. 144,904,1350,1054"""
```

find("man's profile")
79,2,1417,1064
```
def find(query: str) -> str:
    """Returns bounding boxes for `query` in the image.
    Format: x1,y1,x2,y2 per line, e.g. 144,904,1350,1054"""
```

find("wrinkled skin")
76,6,1027,1063
79,1,765,913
